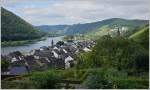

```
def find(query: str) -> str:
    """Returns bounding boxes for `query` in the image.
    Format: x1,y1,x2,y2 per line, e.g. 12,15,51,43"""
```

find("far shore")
1,35,61,47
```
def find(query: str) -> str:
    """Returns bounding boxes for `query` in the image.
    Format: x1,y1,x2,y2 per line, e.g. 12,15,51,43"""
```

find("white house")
63,49,67,53
65,56,74,63
30,50,35,55
52,50,59,58
65,56,74,69
53,46,59,50
11,57,17,63
34,55,40,59
83,47,92,52
45,58,50,63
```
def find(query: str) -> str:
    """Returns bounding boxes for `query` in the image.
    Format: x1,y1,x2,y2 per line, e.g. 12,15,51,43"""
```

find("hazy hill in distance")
36,18,148,35
35,25,70,35
1,7,45,42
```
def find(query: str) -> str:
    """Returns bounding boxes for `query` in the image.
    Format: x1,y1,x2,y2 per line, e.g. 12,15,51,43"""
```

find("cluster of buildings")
1,40,95,75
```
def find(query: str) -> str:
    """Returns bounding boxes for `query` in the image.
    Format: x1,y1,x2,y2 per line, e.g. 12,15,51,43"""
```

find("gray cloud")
2,0,149,25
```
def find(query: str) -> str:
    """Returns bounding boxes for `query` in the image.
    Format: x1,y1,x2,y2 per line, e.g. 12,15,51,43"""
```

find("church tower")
51,39,54,47
117,27,121,37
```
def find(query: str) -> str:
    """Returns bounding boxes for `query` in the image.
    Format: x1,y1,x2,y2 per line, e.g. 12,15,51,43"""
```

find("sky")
2,0,149,26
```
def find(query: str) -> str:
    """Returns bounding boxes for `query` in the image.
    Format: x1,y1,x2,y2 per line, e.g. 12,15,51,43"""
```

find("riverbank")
2,37,48,47
1,36,64,55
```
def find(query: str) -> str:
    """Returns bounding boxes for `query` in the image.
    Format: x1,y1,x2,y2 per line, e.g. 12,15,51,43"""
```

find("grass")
129,26,148,40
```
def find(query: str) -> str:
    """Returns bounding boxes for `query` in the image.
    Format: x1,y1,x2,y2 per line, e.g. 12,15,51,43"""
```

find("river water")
1,36,63,55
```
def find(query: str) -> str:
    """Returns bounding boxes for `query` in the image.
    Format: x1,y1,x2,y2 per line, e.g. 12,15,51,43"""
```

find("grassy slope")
129,25,149,39
129,24,149,49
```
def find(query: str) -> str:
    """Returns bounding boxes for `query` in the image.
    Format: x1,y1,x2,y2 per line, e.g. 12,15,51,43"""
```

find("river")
1,36,64,55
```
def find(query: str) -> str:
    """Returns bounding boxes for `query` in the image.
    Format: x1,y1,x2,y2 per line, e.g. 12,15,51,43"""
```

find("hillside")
1,7,45,42
35,25,69,35
129,24,149,49
36,18,148,35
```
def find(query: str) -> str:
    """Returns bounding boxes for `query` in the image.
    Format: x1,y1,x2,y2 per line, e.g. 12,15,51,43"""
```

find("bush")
82,70,113,89
75,36,149,74
1,59,10,71
113,77,149,89
81,68,148,89
30,70,62,89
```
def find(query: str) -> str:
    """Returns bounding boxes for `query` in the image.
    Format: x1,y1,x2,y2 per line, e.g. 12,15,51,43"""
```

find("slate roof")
8,51,22,58
9,66,28,75
4,40,95,73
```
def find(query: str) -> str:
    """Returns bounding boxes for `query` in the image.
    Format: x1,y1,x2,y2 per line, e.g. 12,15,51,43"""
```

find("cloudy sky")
2,0,149,25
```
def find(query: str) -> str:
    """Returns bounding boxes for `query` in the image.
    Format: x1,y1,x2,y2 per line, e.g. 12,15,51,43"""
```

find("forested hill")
1,7,45,42
36,18,148,35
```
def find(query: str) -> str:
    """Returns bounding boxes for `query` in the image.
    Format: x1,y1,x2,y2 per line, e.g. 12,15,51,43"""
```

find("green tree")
1,59,10,71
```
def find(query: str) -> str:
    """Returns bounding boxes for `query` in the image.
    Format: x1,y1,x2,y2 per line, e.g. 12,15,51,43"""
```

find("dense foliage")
76,35,149,74
81,68,148,89
1,59,10,71
1,7,45,42
30,71,62,89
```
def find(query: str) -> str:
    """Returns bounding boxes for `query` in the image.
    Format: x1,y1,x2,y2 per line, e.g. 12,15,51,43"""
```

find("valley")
1,5,149,89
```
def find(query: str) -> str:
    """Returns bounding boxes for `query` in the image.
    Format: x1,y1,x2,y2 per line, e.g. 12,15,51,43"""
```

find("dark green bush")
82,70,113,89
113,77,149,89
1,59,10,71
76,36,149,75
81,68,148,89
30,71,62,89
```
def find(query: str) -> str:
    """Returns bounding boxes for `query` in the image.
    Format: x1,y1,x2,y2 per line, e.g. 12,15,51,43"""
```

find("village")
1,39,96,75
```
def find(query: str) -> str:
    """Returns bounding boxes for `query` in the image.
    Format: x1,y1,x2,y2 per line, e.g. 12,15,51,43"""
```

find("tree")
1,59,10,72
56,41,64,46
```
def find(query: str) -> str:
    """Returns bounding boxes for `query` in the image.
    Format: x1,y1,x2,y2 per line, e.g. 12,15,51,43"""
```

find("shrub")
113,77,149,89
75,36,149,74
30,70,62,89
1,59,10,71
81,68,148,89
82,70,113,89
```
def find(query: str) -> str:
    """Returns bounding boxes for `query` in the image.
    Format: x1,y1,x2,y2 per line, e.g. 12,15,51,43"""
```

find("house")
9,66,28,75
65,56,74,69
63,49,67,53
52,50,59,58
8,51,25,63
11,59,26,66
24,55,40,71
40,46,50,51
11,57,17,63
8,51,22,58
4,39,96,72
34,50,53,58
83,47,92,52
53,46,59,50
53,58,65,69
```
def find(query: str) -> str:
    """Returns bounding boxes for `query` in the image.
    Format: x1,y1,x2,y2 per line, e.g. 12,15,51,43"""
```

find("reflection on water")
1,36,63,55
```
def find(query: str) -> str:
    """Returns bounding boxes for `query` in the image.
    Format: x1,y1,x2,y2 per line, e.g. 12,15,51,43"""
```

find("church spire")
117,27,120,37
51,39,54,47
